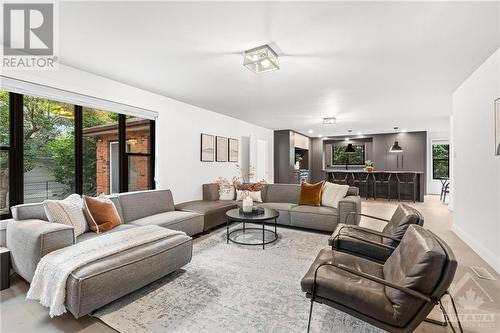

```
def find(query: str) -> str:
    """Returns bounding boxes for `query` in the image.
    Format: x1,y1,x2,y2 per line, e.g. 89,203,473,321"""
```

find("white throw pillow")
236,190,263,203
219,186,235,200
321,182,350,209
43,194,88,237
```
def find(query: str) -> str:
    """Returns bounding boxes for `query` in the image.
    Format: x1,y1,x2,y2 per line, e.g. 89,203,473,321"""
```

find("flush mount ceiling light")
243,44,279,74
323,117,337,125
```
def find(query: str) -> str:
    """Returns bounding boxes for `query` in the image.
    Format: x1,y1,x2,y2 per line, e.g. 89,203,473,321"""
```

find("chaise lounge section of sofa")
7,189,199,318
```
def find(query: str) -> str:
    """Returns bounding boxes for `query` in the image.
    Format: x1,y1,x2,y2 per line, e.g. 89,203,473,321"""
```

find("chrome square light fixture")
323,117,337,125
243,44,279,74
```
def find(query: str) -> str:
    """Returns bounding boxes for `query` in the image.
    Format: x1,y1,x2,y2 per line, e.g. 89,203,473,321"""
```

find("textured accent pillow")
43,194,87,237
299,181,325,206
83,194,122,233
236,190,263,203
322,182,350,209
219,186,235,200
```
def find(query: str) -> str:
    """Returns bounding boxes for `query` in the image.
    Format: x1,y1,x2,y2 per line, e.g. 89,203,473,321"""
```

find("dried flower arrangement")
214,164,267,192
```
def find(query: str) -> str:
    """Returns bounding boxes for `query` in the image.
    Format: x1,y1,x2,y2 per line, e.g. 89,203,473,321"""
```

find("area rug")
93,226,384,333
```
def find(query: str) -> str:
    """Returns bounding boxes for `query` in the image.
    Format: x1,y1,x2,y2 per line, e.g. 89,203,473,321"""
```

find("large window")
0,91,10,215
82,107,119,195
432,143,449,179
0,90,155,219
23,96,75,203
126,117,152,192
333,144,365,166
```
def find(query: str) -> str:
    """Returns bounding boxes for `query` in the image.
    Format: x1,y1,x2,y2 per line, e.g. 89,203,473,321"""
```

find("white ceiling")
58,1,499,136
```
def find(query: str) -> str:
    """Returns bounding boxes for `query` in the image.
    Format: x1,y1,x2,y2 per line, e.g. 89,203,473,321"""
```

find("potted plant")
365,160,374,172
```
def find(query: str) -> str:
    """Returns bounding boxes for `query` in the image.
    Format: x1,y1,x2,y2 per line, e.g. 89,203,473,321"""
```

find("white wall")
426,130,450,195
451,48,500,273
155,103,274,203
1,64,274,203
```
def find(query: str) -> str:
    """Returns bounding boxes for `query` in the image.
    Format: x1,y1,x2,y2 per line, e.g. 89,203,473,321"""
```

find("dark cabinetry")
274,130,311,184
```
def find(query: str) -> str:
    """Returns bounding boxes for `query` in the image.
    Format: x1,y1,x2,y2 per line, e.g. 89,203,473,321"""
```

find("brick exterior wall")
95,129,150,194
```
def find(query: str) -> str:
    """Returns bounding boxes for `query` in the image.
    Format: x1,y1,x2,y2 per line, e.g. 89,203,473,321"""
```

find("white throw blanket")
27,225,185,317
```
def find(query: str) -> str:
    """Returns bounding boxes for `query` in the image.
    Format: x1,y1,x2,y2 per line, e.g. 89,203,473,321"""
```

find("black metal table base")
226,219,278,249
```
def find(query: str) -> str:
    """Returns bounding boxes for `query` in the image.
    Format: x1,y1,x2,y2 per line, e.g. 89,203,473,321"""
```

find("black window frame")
0,91,155,219
432,143,450,180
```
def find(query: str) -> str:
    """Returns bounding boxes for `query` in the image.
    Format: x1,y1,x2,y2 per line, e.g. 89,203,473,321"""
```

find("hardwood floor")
1,195,498,333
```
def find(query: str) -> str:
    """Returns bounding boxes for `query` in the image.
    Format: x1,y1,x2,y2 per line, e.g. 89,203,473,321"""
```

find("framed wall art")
216,136,228,162
228,138,238,162
200,133,214,162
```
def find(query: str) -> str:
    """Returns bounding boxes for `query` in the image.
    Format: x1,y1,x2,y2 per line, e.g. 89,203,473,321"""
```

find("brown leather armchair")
328,203,424,262
301,225,462,333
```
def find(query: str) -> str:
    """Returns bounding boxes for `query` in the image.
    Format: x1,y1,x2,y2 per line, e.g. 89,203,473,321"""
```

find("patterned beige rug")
93,226,384,333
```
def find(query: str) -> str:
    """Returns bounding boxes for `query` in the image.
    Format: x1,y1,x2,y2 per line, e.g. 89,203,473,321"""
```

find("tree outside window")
432,144,449,179
333,144,365,165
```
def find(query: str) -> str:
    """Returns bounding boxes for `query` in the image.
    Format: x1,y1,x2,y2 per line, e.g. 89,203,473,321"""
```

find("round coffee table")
226,208,279,249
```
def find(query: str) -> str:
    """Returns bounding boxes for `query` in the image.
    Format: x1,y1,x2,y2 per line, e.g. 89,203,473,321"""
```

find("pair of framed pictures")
200,134,238,162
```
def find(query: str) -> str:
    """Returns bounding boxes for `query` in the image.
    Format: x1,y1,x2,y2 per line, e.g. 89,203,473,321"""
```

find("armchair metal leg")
307,295,315,333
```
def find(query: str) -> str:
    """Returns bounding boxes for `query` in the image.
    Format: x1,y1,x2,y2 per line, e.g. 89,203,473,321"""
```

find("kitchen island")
324,169,425,202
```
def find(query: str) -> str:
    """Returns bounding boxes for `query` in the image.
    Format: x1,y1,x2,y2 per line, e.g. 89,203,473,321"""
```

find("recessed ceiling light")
243,44,279,74
401,129,407,133
308,129,313,134
323,117,337,125
318,134,323,138
357,132,362,135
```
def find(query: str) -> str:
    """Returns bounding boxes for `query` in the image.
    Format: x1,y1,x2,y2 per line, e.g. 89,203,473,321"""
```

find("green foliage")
333,144,365,165
432,144,449,179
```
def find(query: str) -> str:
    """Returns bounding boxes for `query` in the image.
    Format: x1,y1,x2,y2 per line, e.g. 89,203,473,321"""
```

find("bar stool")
439,178,449,201
373,172,392,200
396,173,417,202
442,182,450,203
332,172,349,185
352,172,370,199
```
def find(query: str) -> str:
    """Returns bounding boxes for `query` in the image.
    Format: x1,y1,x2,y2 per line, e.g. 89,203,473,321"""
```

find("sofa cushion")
76,224,137,243
176,200,236,214
175,200,237,231
301,248,395,325
257,202,296,226
264,184,300,203
117,189,175,223
128,211,203,236
290,205,338,232
321,182,350,209
83,195,122,233
299,181,324,206
43,194,88,237
11,203,48,221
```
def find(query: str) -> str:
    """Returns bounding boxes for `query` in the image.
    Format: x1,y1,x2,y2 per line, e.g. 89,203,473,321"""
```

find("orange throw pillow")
299,181,325,206
83,194,121,233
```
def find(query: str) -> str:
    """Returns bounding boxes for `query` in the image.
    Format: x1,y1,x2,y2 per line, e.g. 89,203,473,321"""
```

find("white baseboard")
452,223,500,274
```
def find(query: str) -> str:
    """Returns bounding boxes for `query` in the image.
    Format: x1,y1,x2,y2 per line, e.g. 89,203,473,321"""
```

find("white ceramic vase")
242,196,253,213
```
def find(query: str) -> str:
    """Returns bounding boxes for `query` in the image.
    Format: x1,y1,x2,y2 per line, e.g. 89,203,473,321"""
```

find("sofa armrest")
338,196,361,225
6,219,74,282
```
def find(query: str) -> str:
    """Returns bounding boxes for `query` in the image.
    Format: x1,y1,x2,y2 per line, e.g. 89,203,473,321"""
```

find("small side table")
1,247,10,290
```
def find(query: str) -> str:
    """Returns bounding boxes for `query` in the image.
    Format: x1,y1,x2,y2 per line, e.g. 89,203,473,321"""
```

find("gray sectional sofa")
176,183,362,232
6,189,200,318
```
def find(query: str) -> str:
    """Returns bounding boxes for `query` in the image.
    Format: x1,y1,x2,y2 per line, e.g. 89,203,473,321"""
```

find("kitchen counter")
324,169,425,201
323,169,424,174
